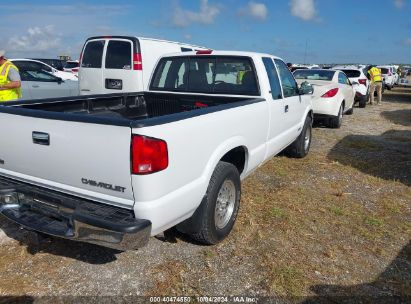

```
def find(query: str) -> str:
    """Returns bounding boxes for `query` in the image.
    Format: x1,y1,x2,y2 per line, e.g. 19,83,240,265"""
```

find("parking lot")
0,87,409,300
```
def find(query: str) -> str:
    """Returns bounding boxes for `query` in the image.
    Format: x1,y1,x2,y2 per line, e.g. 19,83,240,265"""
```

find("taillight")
131,135,168,174
133,53,142,70
321,88,339,98
72,68,79,73
358,79,367,86
196,50,213,55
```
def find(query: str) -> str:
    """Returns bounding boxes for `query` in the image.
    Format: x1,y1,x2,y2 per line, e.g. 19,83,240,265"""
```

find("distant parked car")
11,59,78,81
377,66,395,90
290,66,308,73
19,69,79,100
293,69,355,128
64,60,80,76
31,58,66,71
334,65,369,108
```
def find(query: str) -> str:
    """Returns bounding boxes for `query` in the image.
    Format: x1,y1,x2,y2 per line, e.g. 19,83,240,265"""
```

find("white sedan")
11,59,78,81
293,69,355,128
19,69,79,100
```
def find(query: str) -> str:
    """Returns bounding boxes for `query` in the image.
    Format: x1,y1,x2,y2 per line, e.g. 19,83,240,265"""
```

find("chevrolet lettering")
81,178,126,193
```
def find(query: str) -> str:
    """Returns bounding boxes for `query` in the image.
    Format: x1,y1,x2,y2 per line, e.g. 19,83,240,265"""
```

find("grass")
271,207,287,219
329,206,344,216
364,216,384,227
269,266,306,296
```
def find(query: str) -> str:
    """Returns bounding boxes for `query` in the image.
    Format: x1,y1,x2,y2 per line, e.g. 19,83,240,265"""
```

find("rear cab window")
150,56,260,96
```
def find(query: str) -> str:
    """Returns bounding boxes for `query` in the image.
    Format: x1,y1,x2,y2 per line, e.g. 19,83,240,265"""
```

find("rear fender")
202,136,249,184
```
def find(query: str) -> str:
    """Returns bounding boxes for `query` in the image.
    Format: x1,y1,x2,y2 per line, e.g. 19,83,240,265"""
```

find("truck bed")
1,92,260,126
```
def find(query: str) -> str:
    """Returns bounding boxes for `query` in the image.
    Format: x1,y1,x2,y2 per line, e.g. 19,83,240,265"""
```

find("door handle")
32,132,50,146
32,85,40,88
285,105,289,113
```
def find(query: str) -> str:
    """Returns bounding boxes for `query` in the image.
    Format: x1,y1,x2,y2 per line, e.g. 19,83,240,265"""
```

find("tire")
345,104,354,115
178,161,241,245
328,103,343,128
285,115,312,158
359,96,366,108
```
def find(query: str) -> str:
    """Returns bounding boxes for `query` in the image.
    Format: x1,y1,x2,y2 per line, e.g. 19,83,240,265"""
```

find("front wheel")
182,162,241,245
285,115,312,158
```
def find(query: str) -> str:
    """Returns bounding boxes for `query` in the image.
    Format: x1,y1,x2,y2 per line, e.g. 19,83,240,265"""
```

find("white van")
78,36,206,95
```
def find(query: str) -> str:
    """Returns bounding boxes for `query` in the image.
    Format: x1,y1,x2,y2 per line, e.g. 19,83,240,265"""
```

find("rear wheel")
359,96,367,108
345,104,354,115
328,104,343,128
285,115,312,158
183,162,241,245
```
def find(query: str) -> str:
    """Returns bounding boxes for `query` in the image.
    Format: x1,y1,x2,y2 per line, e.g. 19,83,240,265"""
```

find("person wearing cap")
0,50,22,102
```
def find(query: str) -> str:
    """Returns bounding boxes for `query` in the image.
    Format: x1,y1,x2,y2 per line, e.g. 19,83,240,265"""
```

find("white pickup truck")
0,51,313,250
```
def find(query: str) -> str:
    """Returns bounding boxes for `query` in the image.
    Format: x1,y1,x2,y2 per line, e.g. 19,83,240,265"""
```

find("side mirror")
299,81,314,95
56,77,63,84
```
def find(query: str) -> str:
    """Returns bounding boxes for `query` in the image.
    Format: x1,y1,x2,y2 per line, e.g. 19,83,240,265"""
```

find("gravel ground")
0,87,410,302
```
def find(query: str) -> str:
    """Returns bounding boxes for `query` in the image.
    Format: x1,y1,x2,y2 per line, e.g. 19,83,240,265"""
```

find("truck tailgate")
0,112,134,209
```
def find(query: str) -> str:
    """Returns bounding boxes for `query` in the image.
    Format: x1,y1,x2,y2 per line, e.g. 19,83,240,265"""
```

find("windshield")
150,56,259,96
293,69,335,81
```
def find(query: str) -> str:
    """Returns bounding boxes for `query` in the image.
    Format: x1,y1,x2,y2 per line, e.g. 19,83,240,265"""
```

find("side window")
38,62,52,72
12,61,27,70
274,59,299,98
181,47,192,52
81,40,105,68
23,70,59,82
262,57,282,100
338,73,349,85
105,40,132,69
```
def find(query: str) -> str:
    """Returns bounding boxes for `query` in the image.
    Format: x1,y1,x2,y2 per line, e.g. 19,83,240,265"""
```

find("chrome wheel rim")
304,125,311,151
215,179,236,229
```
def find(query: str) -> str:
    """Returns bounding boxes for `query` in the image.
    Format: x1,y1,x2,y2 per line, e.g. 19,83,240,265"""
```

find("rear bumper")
312,98,340,117
0,176,151,250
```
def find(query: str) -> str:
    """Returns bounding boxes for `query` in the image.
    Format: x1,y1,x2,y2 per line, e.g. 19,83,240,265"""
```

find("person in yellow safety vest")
368,65,383,105
0,50,22,102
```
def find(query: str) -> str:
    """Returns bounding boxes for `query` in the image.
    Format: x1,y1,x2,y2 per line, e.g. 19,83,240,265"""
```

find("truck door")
262,57,289,157
274,59,303,135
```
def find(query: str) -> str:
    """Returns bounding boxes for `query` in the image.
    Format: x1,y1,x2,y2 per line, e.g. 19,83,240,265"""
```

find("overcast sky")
0,0,410,64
